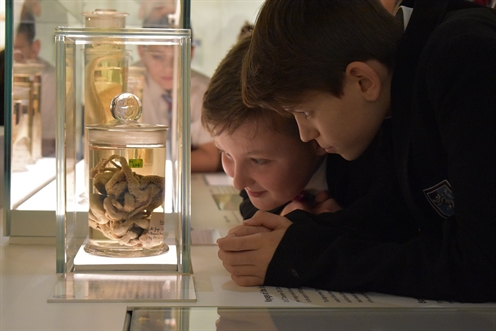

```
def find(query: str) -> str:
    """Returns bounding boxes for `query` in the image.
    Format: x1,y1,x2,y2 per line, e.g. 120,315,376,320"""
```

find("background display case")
2,0,264,242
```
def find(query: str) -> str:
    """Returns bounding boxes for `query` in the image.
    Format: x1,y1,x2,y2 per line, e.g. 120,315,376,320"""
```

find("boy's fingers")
228,225,271,237
226,224,244,235
217,232,262,252
244,211,292,230
221,260,259,275
220,260,266,286
230,274,264,287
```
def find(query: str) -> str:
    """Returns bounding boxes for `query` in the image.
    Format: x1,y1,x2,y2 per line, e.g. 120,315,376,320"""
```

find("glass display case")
54,14,191,273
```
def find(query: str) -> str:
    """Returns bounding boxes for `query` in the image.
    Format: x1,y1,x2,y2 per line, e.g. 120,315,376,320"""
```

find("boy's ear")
345,61,382,101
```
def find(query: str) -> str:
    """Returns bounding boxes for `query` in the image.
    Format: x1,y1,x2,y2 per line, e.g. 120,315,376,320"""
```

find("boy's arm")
260,179,419,288
220,174,418,287
218,211,292,287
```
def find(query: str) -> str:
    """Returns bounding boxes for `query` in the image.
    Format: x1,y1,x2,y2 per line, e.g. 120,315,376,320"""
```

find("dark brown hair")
202,33,298,138
242,0,403,111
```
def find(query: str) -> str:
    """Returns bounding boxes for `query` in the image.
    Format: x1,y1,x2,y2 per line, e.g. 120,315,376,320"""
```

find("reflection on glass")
50,273,195,302
124,307,496,331
128,307,181,331
82,9,129,126
84,47,127,125
127,66,146,102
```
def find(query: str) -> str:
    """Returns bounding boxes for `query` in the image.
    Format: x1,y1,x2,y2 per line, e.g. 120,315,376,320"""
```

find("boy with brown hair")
203,35,329,218
218,0,496,302
202,35,382,220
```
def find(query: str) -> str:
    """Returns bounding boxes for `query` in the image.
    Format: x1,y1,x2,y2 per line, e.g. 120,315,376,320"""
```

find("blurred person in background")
14,11,56,156
138,0,221,172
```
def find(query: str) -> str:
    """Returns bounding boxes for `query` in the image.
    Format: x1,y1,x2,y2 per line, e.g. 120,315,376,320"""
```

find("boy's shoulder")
438,6,496,34
423,6,496,63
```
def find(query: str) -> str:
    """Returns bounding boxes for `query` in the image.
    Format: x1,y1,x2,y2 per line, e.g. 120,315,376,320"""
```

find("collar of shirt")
394,5,414,31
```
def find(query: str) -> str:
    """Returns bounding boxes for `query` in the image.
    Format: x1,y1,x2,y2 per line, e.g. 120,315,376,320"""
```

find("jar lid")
87,93,168,147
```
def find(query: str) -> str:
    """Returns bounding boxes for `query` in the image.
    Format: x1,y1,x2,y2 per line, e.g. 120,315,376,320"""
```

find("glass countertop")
125,306,496,331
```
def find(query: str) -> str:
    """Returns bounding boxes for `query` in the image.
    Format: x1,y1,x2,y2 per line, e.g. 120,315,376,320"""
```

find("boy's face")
216,119,324,211
289,88,387,161
139,45,175,91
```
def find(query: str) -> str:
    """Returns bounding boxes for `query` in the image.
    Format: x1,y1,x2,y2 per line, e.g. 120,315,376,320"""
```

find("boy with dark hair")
217,0,496,302
203,35,330,218
202,35,385,220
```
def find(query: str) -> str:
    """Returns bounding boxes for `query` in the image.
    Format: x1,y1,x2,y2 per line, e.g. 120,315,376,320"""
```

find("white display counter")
1,173,495,330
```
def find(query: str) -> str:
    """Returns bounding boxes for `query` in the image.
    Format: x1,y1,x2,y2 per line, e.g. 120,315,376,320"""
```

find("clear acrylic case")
54,25,192,276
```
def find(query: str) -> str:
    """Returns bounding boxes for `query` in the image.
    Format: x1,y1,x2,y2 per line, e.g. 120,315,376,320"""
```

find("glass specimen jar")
84,93,169,257
55,23,192,274
82,9,129,126
126,66,146,104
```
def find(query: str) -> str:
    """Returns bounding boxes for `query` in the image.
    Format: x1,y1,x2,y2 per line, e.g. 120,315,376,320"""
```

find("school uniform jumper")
264,0,496,302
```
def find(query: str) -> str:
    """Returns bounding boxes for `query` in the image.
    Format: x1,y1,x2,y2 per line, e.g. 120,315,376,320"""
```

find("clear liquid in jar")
84,144,168,257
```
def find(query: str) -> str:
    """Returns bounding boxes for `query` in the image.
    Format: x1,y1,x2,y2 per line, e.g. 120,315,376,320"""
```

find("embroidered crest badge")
423,179,455,219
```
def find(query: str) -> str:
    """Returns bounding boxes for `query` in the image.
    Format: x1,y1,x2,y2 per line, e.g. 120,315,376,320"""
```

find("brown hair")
242,0,403,111
202,33,299,138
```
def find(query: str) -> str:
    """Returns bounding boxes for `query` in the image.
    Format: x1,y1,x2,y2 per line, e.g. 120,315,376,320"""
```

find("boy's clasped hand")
217,211,292,287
